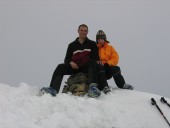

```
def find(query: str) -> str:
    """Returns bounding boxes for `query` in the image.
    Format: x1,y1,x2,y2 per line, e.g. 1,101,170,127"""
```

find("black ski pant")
105,66,126,88
50,60,99,92
97,65,109,90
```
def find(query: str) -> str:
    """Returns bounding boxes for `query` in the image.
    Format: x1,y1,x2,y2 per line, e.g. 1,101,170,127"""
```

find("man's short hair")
78,24,88,31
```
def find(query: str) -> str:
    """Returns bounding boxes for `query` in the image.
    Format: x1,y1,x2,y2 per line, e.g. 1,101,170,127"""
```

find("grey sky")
0,0,170,98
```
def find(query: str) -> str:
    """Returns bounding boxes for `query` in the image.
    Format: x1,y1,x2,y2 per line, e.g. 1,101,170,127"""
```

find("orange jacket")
97,42,119,66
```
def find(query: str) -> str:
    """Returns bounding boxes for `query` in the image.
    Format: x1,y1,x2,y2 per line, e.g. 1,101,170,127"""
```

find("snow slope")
0,83,170,128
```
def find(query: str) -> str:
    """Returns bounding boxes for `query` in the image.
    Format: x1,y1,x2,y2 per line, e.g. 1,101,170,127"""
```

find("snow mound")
0,83,170,128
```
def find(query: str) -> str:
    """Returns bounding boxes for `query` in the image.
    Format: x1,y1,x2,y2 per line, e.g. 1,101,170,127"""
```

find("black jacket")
64,37,100,67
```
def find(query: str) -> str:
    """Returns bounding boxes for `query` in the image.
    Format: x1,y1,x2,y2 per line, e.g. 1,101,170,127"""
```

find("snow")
0,83,170,128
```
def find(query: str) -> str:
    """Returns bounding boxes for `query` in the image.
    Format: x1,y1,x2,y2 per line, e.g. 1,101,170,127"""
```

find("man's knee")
55,64,65,71
53,64,66,75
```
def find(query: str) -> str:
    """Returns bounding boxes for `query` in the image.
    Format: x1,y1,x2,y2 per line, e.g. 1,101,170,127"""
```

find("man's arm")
64,43,79,69
64,43,73,64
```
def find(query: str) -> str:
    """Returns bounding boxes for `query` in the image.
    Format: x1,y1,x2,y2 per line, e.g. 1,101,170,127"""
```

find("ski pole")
151,98,170,127
161,97,170,108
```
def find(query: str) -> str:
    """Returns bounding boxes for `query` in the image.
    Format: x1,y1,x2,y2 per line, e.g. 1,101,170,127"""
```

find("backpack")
62,72,89,96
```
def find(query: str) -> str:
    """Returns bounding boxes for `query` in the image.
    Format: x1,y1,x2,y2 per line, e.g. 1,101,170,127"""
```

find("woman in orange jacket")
96,30,134,90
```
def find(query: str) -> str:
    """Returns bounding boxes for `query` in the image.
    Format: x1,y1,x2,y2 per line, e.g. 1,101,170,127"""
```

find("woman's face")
98,39,105,46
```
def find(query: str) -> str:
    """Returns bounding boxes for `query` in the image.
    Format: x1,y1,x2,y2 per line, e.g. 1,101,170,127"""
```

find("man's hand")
70,61,79,69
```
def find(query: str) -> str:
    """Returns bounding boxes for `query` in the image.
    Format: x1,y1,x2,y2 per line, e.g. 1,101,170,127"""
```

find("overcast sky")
0,0,170,98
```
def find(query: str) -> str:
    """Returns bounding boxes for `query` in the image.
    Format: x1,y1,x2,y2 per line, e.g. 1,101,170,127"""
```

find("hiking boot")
123,84,134,90
88,83,101,98
40,87,58,96
103,86,111,94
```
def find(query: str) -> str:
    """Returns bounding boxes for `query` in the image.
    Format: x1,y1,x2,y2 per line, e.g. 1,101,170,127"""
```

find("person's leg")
97,65,109,90
81,60,98,84
50,63,76,92
81,60,101,97
111,66,134,90
111,66,125,88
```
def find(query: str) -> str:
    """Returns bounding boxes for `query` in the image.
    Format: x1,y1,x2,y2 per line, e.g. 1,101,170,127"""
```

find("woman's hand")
97,61,103,66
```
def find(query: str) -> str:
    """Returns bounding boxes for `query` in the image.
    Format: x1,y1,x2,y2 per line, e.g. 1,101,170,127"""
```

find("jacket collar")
75,37,89,44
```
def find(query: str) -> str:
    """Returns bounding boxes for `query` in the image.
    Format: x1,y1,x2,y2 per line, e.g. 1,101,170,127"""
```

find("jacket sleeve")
107,46,119,66
90,41,100,61
64,43,73,64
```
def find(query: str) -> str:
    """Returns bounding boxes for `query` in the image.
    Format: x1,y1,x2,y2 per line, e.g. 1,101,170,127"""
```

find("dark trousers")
97,65,109,90
105,66,126,88
50,60,99,92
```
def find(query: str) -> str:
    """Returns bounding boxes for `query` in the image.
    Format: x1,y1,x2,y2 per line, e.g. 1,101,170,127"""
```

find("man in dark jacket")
41,24,101,98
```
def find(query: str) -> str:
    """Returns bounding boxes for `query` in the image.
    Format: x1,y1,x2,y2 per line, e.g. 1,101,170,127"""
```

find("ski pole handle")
161,97,170,108
151,98,156,105
161,97,167,103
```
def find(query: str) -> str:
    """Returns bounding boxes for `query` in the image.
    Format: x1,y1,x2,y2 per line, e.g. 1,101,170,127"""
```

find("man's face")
78,26,88,39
